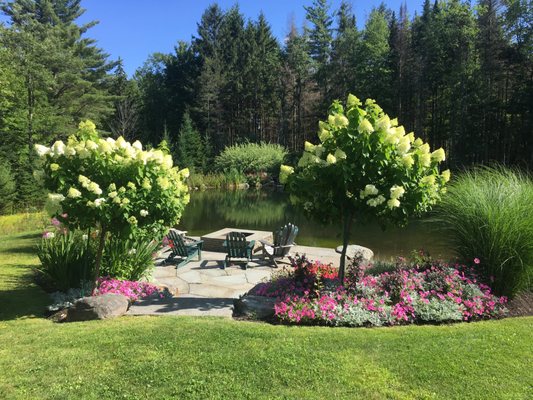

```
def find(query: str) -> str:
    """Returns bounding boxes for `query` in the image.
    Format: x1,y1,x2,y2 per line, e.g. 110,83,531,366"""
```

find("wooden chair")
222,231,255,270
165,229,203,270
254,223,299,268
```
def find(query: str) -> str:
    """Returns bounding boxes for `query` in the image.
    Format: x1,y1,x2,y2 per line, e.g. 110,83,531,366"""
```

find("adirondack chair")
222,231,255,269
254,223,299,268
165,229,203,269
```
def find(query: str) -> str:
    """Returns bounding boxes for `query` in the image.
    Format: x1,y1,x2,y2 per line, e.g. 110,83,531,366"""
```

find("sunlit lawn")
0,220,532,400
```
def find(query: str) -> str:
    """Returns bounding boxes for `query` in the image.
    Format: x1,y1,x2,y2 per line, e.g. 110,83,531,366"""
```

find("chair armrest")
247,240,256,249
222,240,227,247
258,239,275,247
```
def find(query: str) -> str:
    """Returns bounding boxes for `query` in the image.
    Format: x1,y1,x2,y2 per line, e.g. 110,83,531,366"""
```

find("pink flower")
474,258,480,264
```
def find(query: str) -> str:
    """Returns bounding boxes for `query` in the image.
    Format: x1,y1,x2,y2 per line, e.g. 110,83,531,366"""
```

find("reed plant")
433,166,533,297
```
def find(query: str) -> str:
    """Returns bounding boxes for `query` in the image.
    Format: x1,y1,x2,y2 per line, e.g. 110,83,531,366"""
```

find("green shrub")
187,171,247,189
433,166,533,297
214,142,288,175
101,236,158,281
0,159,16,214
0,212,48,235
37,230,94,292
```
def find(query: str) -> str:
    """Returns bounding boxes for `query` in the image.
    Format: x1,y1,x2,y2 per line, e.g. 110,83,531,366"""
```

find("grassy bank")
0,228,532,399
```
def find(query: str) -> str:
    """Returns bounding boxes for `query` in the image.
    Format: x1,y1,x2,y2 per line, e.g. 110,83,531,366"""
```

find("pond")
177,190,449,261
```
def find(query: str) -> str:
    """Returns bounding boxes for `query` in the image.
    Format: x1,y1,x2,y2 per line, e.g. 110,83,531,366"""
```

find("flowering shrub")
252,257,508,327
280,94,449,280
34,120,190,290
96,277,167,302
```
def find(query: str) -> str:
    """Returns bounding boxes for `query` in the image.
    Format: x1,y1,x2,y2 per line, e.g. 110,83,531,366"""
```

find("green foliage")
187,171,247,189
433,166,533,297
178,112,205,172
35,121,190,240
0,159,16,214
37,231,94,292
214,142,288,175
101,236,158,281
0,212,48,236
283,94,448,279
1,232,532,400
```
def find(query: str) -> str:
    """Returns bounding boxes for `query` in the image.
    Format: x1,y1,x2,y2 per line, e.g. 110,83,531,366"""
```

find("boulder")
234,295,277,320
66,293,130,322
335,245,374,262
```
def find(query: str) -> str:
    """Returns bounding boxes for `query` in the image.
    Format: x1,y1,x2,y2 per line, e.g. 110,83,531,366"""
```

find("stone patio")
127,242,340,318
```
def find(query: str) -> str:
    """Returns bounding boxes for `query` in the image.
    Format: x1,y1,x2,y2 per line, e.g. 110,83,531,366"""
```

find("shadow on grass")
0,266,49,321
1,245,38,255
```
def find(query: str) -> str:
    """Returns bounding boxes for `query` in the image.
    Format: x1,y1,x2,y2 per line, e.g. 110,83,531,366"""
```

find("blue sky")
2,1,424,76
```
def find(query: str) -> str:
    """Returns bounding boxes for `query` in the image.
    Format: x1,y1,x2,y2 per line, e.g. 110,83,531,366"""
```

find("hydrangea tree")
35,121,190,292
280,95,449,281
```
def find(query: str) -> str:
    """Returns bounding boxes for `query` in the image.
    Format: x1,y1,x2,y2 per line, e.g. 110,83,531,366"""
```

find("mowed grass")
0,226,532,399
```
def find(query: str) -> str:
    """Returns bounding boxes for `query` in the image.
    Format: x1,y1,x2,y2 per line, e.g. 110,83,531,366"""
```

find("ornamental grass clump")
433,166,533,297
280,94,448,281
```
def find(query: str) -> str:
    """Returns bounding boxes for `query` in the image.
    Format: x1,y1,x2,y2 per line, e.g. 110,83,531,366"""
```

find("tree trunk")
338,209,352,284
91,227,107,296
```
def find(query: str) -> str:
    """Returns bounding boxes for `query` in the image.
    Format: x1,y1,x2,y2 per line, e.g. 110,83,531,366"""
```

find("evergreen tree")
178,111,205,172
330,1,360,101
304,0,333,107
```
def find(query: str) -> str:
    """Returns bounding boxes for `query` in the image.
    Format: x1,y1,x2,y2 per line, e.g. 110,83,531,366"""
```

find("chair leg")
269,255,279,268
223,256,229,269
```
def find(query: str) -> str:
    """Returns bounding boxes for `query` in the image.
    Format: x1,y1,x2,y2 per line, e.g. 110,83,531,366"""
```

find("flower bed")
250,256,508,327
96,277,166,302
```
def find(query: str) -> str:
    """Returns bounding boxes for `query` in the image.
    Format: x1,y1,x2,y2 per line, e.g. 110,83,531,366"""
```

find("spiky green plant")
433,166,533,297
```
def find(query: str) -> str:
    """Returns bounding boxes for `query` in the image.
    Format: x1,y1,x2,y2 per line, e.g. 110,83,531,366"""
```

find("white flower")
67,187,82,198
65,146,76,157
304,141,316,153
140,209,149,217
397,137,411,154
334,148,347,160
132,140,143,150
334,114,349,128
375,195,386,205
162,154,173,169
441,169,451,182
82,234,88,240
85,140,99,151
34,144,50,157
43,231,55,239
357,119,374,134
108,191,118,199
390,185,405,199
375,115,390,131
94,198,106,207
51,141,65,156
419,153,431,167
50,163,60,172
128,248,137,255
431,148,446,162
365,184,379,196
387,198,401,208
88,182,102,195
115,136,127,149
326,154,337,164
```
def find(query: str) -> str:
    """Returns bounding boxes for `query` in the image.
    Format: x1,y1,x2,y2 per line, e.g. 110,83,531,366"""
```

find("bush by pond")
214,142,287,176
250,255,508,327
433,166,533,297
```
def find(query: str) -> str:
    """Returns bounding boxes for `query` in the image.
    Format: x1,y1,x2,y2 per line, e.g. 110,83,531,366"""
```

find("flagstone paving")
127,244,340,317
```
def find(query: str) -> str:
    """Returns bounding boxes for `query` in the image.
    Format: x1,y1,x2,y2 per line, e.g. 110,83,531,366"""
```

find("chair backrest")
273,223,299,256
226,231,249,257
167,230,187,257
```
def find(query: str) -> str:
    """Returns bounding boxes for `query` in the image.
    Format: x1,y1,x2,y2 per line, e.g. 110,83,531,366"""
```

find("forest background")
0,0,531,211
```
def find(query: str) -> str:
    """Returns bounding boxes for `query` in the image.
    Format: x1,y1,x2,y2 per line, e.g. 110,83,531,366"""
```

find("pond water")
177,190,449,261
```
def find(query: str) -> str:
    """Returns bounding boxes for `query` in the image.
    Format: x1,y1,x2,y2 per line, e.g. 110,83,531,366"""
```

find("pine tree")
330,1,359,101
305,0,333,108
178,111,205,172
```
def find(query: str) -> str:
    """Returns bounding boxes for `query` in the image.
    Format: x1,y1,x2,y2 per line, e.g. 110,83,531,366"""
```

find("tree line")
0,0,532,210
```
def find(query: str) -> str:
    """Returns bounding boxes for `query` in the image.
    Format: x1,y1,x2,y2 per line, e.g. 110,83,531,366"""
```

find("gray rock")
335,244,374,262
67,293,130,322
234,295,277,319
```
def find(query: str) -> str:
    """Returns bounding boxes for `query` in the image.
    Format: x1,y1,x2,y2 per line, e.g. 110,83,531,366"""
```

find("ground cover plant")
433,166,533,297
0,228,532,399
252,255,508,327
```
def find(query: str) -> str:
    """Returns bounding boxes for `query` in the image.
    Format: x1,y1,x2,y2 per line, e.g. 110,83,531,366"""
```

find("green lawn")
0,228,532,400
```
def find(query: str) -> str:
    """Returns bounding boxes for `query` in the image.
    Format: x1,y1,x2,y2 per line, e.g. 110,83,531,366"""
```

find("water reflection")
177,190,448,260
